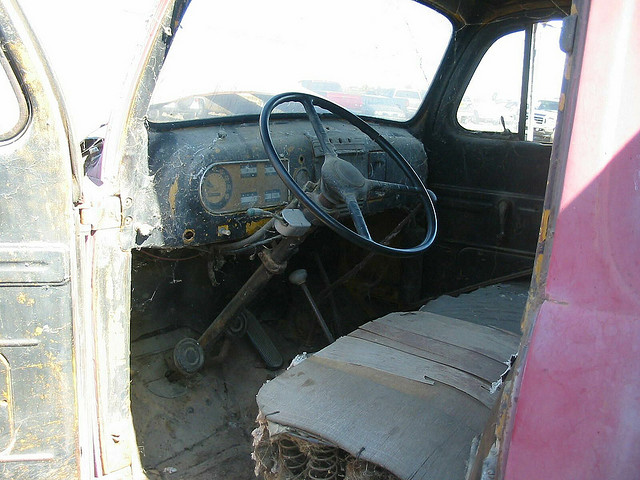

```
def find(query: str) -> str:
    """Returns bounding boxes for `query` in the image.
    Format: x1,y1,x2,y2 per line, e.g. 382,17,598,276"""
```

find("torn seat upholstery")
253,310,520,480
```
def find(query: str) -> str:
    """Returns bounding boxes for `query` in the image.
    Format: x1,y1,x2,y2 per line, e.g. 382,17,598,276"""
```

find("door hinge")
560,14,578,54
78,196,122,231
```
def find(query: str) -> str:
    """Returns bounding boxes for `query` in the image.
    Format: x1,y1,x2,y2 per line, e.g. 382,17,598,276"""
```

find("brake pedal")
244,310,283,370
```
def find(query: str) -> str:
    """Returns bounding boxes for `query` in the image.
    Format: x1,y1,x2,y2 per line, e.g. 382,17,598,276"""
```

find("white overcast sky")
18,0,158,140
17,0,563,140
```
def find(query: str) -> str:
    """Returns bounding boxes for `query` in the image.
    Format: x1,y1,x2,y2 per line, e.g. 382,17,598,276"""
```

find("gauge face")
200,165,232,212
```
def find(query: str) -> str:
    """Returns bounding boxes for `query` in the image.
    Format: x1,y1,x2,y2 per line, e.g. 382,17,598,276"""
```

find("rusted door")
0,1,85,477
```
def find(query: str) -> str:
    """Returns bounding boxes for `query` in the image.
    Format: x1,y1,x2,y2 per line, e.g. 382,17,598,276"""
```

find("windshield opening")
148,0,452,123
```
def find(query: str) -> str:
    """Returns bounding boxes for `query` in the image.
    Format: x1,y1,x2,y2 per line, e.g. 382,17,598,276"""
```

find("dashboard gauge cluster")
199,160,288,215
145,119,427,248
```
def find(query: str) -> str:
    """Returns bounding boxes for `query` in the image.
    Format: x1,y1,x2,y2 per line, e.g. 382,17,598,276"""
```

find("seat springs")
306,444,339,480
279,437,307,476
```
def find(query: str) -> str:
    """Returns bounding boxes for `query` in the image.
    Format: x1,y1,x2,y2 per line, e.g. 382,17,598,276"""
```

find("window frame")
451,14,564,142
0,41,30,142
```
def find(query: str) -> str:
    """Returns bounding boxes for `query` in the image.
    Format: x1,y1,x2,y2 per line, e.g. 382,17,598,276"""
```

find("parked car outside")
532,98,559,142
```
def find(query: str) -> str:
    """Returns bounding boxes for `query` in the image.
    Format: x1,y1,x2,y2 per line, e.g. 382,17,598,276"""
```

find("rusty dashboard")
147,117,427,248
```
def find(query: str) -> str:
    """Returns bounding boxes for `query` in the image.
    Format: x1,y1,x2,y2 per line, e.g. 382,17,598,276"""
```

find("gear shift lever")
289,269,335,343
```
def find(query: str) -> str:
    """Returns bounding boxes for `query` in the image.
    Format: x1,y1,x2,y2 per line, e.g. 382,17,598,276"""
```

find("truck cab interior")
114,0,570,478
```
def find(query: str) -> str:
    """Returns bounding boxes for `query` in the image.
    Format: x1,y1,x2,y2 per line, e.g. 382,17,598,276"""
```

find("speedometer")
199,160,289,215
200,165,232,212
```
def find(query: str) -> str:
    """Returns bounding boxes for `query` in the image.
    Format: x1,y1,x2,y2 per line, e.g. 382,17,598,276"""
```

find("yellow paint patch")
34,326,43,336
539,209,551,242
168,179,179,218
17,293,35,306
534,253,545,281
246,218,269,236
559,93,566,112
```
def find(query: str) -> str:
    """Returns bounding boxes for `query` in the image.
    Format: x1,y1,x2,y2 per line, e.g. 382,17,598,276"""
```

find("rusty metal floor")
256,309,521,479
130,330,271,479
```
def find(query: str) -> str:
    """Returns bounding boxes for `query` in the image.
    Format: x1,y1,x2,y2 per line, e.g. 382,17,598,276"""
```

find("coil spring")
307,444,339,480
279,437,307,476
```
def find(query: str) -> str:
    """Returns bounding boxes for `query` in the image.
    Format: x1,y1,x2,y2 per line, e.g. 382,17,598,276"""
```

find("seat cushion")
256,311,520,480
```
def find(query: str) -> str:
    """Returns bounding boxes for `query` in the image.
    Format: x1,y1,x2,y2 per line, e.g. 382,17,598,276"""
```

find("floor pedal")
244,311,283,370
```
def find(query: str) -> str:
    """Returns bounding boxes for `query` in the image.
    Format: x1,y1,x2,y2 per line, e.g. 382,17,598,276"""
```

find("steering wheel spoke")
301,97,338,157
343,194,372,240
367,179,422,196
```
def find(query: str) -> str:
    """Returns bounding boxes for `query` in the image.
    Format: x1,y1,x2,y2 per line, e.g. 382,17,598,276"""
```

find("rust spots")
539,209,551,243
182,229,196,243
168,178,179,218
16,293,34,307
534,253,545,283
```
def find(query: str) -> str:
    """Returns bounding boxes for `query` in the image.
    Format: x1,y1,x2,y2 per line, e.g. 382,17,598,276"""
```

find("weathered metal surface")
0,0,82,477
144,119,427,248
499,0,640,478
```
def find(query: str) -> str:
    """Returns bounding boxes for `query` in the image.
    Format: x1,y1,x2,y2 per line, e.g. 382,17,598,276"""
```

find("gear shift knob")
288,269,308,286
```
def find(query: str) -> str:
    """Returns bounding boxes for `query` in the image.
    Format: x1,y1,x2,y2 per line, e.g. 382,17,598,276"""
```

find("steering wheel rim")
259,92,437,257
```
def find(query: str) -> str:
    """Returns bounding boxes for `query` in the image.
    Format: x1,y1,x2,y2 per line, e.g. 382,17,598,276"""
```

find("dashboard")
147,117,428,248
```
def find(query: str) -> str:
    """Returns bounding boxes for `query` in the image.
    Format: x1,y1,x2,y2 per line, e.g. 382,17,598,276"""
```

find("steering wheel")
259,92,437,257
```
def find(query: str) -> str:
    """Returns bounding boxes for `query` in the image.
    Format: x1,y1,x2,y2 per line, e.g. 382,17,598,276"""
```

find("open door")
0,1,85,477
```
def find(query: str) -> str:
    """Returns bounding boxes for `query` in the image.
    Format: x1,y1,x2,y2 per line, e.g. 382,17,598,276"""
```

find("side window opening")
457,31,524,134
0,48,28,141
457,20,565,143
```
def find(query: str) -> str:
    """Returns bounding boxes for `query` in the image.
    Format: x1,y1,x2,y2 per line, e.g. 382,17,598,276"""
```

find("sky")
16,0,453,137
17,0,158,140
152,0,452,104
14,1,564,139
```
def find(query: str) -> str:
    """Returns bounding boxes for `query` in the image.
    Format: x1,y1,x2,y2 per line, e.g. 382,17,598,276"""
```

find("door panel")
422,15,561,295
0,1,81,477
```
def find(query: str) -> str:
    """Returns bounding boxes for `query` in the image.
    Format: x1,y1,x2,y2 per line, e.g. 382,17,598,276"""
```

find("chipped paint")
217,225,231,237
534,253,544,282
168,178,179,218
538,209,550,242
16,293,34,307
246,218,269,236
